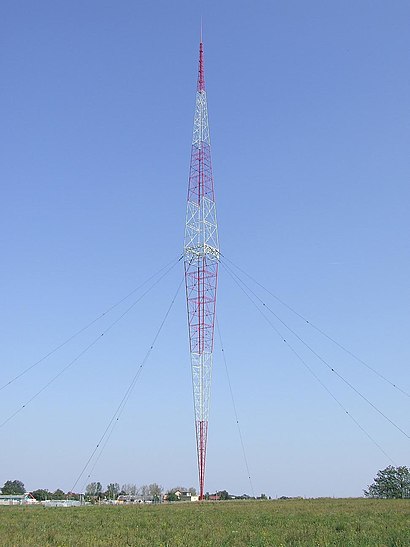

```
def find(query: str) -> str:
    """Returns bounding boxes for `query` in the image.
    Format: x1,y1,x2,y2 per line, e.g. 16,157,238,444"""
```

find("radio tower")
184,35,219,500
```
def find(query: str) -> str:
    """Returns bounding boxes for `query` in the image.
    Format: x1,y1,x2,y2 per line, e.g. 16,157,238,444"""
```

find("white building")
0,493,37,505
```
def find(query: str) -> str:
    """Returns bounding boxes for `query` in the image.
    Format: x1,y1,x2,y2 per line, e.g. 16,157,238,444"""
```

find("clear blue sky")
1,0,409,497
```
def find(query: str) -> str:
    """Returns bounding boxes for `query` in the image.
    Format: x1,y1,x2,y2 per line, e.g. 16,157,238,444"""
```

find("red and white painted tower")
184,37,219,500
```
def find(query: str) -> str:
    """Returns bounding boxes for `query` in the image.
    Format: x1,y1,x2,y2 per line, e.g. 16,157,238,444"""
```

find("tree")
31,489,50,501
106,483,120,500
86,483,97,497
217,490,229,500
364,466,410,499
85,482,103,498
1,480,25,495
140,484,150,499
67,491,81,501
52,489,66,500
121,483,138,496
165,491,178,502
148,483,163,501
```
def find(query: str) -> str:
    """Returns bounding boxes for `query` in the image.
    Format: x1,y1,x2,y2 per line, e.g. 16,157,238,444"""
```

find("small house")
0,493,37,505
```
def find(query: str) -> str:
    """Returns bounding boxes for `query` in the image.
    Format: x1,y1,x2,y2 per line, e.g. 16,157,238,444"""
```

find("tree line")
85,482,164,501
0,480,193,502
0,480,254,502
2,465,408,500
0,480,165,501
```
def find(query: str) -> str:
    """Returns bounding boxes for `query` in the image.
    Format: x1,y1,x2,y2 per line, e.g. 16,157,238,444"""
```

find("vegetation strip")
0,499,409,546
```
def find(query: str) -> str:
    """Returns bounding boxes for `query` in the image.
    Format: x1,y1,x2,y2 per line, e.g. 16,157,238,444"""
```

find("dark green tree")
52,489,66,500
1,480,25,495
31,489,50,501
217,490,229,500
364,465,410,499
96,482,103,499
165,491,178,502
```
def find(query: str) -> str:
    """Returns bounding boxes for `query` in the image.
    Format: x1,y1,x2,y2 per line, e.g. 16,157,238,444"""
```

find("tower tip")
197,28,205,92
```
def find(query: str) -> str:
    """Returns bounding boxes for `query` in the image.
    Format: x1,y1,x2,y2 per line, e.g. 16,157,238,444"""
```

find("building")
172,491,199,502
43,500,82,507
116,494,157,504
0,493,37,505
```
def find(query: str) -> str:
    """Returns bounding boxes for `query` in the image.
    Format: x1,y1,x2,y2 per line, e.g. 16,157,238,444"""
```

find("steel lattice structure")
184,39,219,500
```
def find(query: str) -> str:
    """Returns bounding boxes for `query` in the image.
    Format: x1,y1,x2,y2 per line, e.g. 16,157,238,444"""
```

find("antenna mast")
184,37,219,500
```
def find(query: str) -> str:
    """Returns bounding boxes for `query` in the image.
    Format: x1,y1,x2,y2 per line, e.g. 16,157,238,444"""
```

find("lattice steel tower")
184,37,219,500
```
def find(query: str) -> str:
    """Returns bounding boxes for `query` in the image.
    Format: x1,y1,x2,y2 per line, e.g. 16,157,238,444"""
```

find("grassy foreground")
0,498,409,546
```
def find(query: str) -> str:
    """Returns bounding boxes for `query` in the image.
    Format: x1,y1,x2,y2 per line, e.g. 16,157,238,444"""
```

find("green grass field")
0,498,409,546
